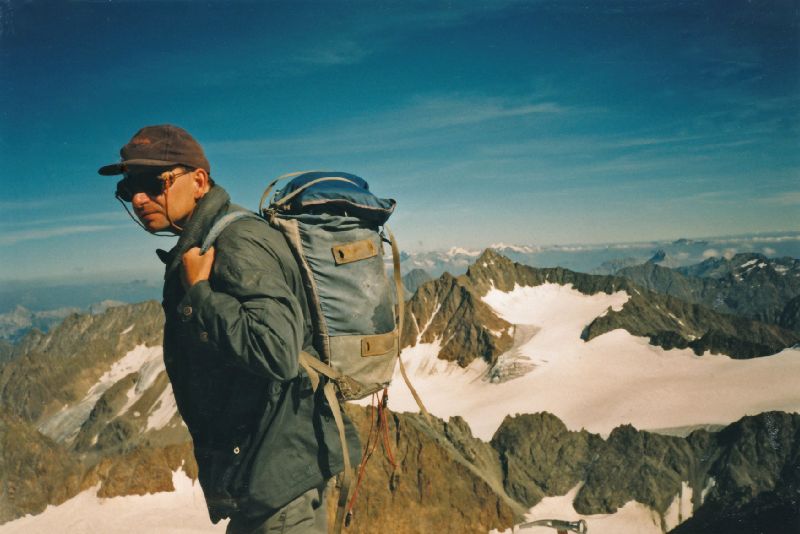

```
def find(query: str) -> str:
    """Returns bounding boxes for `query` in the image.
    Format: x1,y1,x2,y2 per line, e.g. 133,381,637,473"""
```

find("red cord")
346,388,399,519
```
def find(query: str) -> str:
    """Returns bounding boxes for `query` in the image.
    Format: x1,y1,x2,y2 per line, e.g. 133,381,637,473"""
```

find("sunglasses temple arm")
162,179,183,233
115,194,175,237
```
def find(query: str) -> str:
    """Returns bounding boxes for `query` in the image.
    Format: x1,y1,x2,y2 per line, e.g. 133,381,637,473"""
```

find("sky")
1,0,798,283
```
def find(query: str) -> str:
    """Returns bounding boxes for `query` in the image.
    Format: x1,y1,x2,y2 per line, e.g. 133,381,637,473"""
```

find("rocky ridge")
403,249,800,364
616,253,800,330
1,264,799,531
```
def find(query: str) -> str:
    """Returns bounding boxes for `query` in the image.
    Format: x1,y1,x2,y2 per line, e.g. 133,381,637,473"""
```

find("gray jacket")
158,185,360,522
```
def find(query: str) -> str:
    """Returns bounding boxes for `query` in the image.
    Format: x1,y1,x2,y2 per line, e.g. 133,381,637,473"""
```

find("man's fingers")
182,246,215,287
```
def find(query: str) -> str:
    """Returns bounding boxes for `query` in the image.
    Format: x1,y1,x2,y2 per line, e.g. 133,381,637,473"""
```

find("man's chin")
138,216,172,233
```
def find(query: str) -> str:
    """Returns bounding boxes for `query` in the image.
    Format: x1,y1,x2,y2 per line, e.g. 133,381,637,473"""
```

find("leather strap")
298,352,352,534
325,381,352,534
386,226,431,424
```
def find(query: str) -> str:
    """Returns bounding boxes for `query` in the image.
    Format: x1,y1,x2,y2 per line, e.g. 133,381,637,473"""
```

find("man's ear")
193,168,210,199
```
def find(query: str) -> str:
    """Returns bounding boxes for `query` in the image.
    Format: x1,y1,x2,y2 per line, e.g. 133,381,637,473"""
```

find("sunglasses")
115,168,194,202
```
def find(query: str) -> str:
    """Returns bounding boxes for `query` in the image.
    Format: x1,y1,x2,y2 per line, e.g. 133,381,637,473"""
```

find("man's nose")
131,191,150,207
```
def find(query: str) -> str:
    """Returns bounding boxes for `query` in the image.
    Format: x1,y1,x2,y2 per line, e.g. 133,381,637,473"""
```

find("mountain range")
0,249,798,533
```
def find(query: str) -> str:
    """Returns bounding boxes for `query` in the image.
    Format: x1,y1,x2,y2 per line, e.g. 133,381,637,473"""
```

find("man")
99,124,360,533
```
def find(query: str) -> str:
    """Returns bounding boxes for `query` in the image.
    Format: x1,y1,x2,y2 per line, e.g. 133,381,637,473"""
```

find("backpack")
201,171,428,532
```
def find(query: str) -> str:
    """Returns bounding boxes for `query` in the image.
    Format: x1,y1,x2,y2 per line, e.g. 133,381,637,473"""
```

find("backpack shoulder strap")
201,210,262,254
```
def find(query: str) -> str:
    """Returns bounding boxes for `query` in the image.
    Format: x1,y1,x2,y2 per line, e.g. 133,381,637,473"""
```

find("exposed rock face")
0,339,13,366
779,294,800,331
581,288,800,359
618,254,800,330
0,413,84,524
334,406,520,533
403,249,799,364
88,443,197,499
402,270,514,367
0,301,163,423
575,424,697,519
489,411,800,533
491,412,601,506
670,412,800,533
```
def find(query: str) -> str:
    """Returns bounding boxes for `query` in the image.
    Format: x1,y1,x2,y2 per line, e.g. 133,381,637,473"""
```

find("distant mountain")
397,231,800,278
0,306,80,343
0,301,129,344
590,256,642,275
616,253,800,330
0,278,162,314
401,268,432,299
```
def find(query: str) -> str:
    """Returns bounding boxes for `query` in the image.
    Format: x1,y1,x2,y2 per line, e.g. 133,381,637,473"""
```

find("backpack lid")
270,171,396,224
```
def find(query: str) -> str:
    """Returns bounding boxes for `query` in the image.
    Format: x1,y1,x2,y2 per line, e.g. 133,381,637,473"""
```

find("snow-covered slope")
490,483,667,534
0,470,226,534
382,283,800,439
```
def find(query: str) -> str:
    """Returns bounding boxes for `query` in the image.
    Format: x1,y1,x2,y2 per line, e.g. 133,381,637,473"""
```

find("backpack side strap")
298,351,352,534
385,226,431,424
200,210,262,254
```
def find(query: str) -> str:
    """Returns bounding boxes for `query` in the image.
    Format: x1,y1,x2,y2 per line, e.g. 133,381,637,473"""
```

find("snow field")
382,283,800,439
489,483,664,534
0,470,227,534
38,344,165,443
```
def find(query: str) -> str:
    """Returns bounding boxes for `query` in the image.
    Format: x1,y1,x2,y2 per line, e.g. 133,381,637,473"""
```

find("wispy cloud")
207,94,566,158
0,198,55,210
293,40,369,66
0,211,123,229
756,191,800,206
0,224,123,246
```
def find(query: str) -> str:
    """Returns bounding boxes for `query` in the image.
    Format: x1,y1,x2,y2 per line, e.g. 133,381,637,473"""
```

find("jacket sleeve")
178,223,305,382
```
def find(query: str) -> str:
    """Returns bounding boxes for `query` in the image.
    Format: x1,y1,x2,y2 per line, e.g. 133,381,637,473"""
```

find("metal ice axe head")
519,518,588,533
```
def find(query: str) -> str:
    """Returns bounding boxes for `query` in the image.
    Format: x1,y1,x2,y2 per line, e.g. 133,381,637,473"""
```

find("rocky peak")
649,249,667,263
0,301,164,423
464,248,519,294
402,268,513,367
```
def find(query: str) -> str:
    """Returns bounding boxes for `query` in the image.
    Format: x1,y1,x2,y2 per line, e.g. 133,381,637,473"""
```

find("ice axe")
518,518,588,533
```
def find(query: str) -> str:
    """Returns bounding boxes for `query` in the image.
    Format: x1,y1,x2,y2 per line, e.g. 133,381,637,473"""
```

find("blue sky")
1,0,798,282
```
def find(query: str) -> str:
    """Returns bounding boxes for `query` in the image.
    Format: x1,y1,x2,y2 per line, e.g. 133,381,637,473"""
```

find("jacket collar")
158,185,231,279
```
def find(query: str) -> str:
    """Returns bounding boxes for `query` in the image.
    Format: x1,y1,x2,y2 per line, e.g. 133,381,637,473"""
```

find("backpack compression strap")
259,173,360,214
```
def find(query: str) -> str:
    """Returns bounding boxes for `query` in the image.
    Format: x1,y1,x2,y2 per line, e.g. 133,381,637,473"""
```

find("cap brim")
97,159,180,176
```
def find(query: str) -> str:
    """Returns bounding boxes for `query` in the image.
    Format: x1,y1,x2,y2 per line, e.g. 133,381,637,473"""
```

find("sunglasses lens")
116,179,133,202
116,175,163,201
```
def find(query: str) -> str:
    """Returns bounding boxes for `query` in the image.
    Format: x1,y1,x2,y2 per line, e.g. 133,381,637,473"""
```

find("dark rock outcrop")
779,295,800,332
491,412,601,506
333,406,520,533
670,412,800,533
0,413,85,524
402,270,514,367
403,249,799,363
581,289,800,358
0,301,163,423
618,254,800,329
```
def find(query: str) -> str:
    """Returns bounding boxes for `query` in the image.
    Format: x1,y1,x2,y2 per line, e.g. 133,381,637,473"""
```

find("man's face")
118,166,201,233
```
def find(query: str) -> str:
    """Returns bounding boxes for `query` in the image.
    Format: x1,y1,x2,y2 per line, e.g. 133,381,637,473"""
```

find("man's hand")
182,246,215,289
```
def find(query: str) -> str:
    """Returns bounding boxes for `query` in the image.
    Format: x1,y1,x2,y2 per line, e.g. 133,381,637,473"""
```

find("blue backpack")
202,171,428,532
